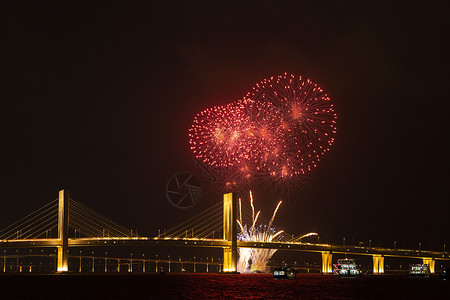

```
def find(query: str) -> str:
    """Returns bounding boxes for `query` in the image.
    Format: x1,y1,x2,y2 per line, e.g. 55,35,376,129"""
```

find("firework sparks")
189,102,254,168
247,73,337,178
294,232,318,242
237,192,284,273
189,73,337,192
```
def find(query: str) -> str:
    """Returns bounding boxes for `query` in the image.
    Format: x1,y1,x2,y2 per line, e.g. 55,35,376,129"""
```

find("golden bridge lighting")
0,190,448,275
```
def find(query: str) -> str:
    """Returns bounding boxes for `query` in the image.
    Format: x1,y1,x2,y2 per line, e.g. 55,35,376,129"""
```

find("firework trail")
237,192,284,273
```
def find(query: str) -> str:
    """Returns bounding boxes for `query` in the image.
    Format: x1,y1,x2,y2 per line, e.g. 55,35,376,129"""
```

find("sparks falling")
237,191,284,273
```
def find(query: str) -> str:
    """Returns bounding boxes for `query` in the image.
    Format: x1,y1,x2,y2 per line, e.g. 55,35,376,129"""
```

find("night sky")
2,2,449,251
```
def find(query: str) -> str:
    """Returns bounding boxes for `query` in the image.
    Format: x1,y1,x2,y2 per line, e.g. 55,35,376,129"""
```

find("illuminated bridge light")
2,190,449,275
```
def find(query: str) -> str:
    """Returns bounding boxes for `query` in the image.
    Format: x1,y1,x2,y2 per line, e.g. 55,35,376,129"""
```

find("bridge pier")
57,189,69,272
372,255,384,274
422,258,435,273
222,192,238,273
321,251,333,273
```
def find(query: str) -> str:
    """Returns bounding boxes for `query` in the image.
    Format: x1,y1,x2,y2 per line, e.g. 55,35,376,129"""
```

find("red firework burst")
247,73,337,178
239,98,282,168
189,73,337,192
189,101,255,167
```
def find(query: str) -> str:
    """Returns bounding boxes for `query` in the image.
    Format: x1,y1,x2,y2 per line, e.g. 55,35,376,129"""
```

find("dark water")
0,273,448,299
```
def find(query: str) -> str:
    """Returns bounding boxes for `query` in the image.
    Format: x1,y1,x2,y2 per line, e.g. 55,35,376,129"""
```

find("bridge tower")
372,255,384,274
321,251,333,273
57,189,69,272
422,258,435,273
223,192,237,272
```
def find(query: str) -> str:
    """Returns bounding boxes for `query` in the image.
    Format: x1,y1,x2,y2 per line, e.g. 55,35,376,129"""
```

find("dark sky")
2,1,449,251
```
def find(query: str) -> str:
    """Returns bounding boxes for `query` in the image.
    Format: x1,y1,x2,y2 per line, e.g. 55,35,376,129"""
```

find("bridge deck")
1,238,449,261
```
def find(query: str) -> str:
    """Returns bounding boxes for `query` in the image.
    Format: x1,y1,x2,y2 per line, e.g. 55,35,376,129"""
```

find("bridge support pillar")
321,252,333,274
372,255,384,274
422,258,435,273
223,192,237,273
57,189,69,272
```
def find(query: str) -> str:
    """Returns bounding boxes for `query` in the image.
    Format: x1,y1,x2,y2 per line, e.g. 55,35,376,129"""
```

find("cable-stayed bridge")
0,190,448,274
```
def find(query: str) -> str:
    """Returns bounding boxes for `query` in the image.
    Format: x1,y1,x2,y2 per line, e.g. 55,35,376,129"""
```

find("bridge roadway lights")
422,258,435,273
24,189,448,274
57,189,69,272
321,252,333,274
222,192,238,273
373,255,384,274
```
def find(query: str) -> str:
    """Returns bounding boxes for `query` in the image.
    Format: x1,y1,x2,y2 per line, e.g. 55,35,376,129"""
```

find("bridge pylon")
422,258,435,273
372,254,384,274
321,251,333,273
222,192,238,272
57,189,69,272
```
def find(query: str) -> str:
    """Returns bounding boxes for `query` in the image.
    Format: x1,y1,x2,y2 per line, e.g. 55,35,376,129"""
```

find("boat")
440,268,449,280
273,266,297,279
159,266,166,275
409,264,430,277
333,259,362,277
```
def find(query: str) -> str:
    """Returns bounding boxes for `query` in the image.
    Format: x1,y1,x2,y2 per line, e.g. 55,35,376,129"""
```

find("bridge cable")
163,202,222,237
69,209,130,238
0,201,58,240
20,210,58,239
69,198,136,235
69,199,136,237
69,209,131,238
164,203,222,239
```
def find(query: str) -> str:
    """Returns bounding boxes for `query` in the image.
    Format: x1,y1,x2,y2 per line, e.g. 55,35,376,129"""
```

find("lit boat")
440,268,449,280
409,264,430,277
333,259,362,277
273,266,297,279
